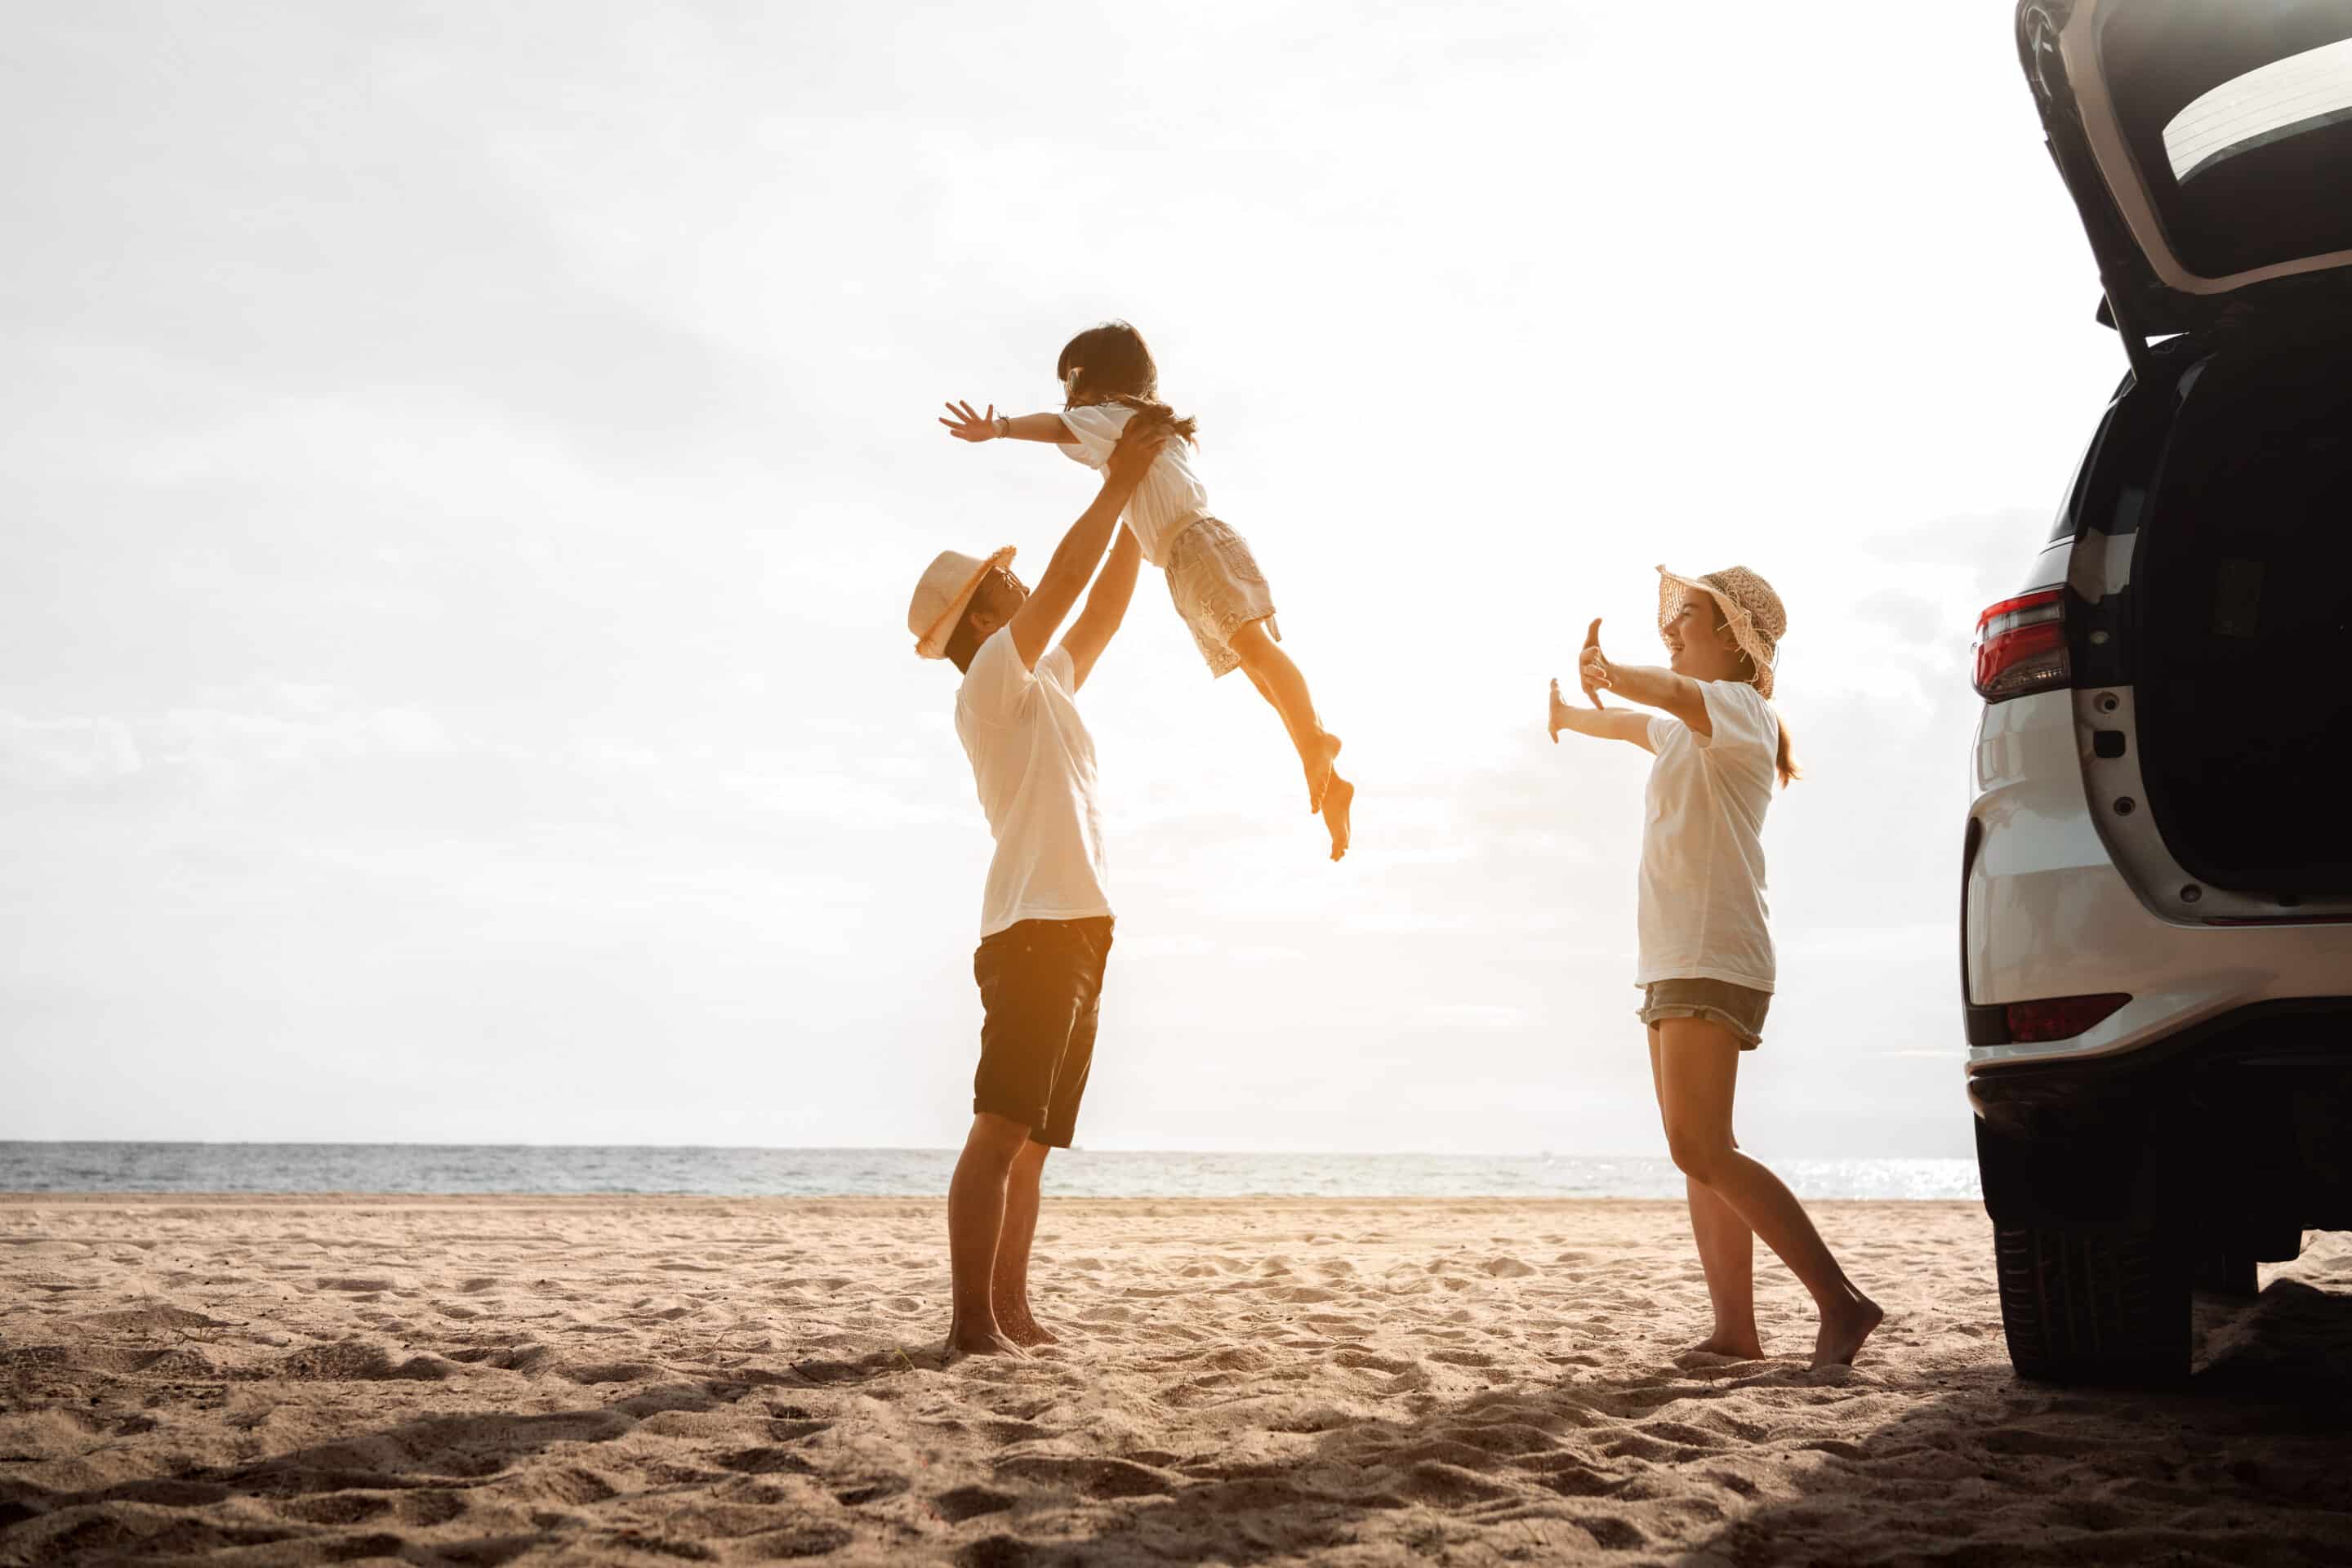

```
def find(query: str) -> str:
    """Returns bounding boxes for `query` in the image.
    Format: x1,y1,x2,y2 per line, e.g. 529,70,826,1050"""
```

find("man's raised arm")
1006,415,1170,672
1059,527,1142,692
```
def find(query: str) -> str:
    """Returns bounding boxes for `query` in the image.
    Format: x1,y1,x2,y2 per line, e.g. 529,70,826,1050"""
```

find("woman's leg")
1649,1027,1762,1357
1227,618,1352,860
1654,1018,1883,1366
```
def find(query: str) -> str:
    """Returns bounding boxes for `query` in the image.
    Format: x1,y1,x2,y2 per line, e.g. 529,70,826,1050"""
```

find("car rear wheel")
1994,1223,2190,1383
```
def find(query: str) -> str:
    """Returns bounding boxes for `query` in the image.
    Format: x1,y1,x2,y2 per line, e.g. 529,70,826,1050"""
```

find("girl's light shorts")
1164,516,1279,678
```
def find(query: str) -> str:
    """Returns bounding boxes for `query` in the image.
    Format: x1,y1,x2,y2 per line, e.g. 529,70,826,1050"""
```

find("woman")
1548,566,1882,1367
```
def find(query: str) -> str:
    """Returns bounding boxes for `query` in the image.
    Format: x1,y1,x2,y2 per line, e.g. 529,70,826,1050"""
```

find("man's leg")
992,919,1105,1345
993,1138,1055,1346
946,1111,1035,1357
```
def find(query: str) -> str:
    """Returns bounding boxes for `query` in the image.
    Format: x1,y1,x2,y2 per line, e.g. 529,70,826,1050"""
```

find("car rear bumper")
1971,999,2352,1232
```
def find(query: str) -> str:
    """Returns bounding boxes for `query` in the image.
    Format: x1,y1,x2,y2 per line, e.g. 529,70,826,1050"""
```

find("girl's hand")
938,399,1000,442
1579,618,1614,708
1548,678,1574,742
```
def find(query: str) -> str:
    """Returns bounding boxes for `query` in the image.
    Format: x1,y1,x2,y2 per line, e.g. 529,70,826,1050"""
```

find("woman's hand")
1548,678,1575,742
1579,618,1615,707
938,399,1000,442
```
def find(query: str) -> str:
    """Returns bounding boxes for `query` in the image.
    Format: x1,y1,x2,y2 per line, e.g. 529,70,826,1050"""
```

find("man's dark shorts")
973,916,1113,1148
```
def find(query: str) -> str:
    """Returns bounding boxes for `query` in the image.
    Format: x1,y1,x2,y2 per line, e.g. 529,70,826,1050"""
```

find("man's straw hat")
1657,564,1787,699
907,546,1016,660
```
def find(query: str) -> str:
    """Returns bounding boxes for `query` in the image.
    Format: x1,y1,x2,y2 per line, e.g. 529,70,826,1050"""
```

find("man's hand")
1104,411,1173,488
1004,418,1170,674
938,399,999,442
1579,619,1615,708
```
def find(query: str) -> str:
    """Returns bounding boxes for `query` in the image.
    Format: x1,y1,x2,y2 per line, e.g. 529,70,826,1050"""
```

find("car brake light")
2003,993,2129,1042
1972,588,2071,702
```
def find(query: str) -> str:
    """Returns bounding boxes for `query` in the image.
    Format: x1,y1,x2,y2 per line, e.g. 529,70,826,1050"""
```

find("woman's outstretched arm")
1549,679,1655,751
1579,620,1713,737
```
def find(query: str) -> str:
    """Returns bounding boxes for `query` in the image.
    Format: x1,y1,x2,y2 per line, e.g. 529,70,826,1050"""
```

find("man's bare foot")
1322,775,1353,862
1689,1333,1766,1361
945,1326,1027,1359
1304,732,1343,813
1811,1297,1884,1368
1000,1314,1058,1348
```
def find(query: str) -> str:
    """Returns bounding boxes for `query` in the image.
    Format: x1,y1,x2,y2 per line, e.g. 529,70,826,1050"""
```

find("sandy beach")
2,1196,2349,1566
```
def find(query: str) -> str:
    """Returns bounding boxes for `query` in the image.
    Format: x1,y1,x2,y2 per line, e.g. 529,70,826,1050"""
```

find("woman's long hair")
1722,616,1801,789
1770,706,1801,790
1056,321,1198,442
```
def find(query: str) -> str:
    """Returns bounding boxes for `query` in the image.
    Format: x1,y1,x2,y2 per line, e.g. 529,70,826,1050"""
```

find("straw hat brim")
915,546,1017,660
1657,566,1779,699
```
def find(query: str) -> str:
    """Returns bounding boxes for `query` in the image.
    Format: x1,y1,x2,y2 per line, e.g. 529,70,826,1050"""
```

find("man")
906,412,1171,1357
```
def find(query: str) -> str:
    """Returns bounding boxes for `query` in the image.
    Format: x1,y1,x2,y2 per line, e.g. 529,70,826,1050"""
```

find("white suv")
1969,0,2352,1383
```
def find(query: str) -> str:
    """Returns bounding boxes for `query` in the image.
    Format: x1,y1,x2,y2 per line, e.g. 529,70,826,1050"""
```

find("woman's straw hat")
907,546,1016,660
1656,564,1787,698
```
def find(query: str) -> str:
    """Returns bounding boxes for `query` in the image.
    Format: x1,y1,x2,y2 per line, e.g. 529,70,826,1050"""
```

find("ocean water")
0,1143,1981,1200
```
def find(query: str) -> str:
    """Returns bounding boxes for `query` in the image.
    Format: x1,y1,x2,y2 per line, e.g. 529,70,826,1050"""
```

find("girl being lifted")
942,320,1353,862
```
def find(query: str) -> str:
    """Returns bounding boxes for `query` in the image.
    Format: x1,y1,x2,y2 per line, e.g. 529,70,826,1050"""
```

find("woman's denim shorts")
1637,978,1771,1050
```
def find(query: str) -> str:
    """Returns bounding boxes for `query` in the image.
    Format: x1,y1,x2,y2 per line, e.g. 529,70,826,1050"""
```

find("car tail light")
1972,588,2071,702
2003,993,2129,1042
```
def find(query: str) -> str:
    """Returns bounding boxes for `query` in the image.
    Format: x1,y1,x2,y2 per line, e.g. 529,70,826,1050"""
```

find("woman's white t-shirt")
1637,680,1779,992
956,628,1114,938
1056,403,1209,568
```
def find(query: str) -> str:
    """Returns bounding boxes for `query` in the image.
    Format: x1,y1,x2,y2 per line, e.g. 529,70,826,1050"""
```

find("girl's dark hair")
1056,321,1197,442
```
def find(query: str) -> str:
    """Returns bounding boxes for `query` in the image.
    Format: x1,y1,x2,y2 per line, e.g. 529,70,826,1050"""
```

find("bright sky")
2,2,2125,1159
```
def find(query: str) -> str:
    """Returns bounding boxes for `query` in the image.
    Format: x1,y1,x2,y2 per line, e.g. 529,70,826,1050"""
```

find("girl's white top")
1637,680,1779,992
1056,403,1210,568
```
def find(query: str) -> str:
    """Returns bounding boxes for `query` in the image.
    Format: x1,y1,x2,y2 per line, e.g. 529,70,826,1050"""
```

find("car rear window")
2103,5,2352,278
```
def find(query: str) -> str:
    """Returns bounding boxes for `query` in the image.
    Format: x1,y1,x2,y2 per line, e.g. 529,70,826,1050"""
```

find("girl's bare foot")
1322,776,1354,861
1305,732,1343,813
1811,1297,1884,1368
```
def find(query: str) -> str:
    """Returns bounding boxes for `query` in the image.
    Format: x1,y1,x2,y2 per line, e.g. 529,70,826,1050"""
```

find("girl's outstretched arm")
938,401,1076,443
1549,679,1655,751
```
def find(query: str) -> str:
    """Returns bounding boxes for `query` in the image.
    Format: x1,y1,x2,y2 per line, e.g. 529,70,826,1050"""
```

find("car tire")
1993,1223,2190,1384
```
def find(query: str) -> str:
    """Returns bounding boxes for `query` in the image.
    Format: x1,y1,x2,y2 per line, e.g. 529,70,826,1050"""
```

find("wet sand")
2,1196,2349,1565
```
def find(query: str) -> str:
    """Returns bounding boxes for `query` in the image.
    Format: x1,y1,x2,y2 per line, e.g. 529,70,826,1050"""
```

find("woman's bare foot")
1321,775,1354,862
1811,1297,1884,1368
1304,732,1343,813
1689,1333,1766,1361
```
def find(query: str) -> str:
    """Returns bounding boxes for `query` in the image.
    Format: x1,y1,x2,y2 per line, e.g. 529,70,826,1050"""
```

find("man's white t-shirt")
1057,403,1209,568
956,627,1114,938
1637,680,1780,992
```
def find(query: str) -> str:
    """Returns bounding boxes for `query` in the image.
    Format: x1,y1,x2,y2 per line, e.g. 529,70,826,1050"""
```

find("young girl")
1547,566,1882,1368
940,320,1353,862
